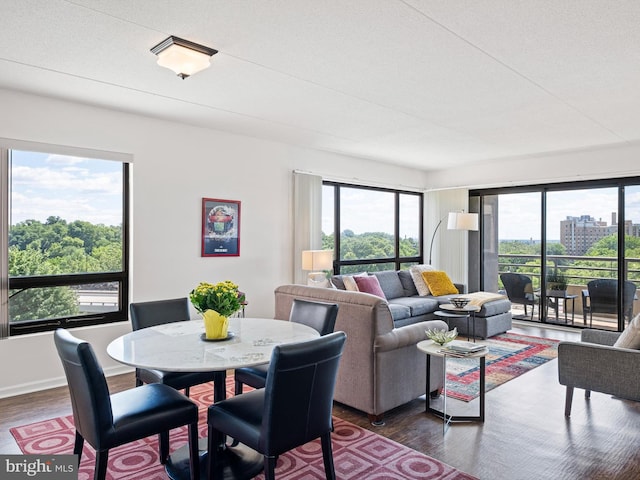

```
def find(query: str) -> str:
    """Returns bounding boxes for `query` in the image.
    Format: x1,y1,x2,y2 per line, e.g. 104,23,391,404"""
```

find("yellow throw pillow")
421,271,458,296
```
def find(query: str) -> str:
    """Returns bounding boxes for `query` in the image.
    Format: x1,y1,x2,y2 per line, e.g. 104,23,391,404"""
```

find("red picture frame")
201,198,241,257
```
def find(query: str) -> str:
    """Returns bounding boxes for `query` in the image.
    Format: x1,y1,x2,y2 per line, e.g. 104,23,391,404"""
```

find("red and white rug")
11,379,477,480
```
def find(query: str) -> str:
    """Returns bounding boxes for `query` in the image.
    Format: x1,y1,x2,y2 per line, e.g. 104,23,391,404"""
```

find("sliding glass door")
474,178,640,332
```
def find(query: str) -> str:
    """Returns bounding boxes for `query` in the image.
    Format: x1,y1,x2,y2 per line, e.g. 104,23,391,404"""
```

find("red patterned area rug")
11,378,477,480
446,332,559,402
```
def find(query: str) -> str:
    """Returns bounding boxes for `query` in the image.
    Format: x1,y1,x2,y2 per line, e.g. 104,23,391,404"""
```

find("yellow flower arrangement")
189,280,245,317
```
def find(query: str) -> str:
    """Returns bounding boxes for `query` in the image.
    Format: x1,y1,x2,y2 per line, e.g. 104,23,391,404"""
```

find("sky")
499,188,640,241
10,150,123,226
321,185,420,238
321,184,640,242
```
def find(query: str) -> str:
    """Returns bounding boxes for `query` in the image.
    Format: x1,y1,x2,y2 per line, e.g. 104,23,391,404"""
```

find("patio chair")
500,273,538,320
582,279,637,327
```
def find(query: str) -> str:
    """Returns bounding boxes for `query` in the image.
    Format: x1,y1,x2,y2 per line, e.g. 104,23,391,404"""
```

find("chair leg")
234,380,244,396
585,389,591,399
564,386,574,417
321,432,336,480
185,386,190,397
207,425,225,479
264,455,277,480
94,450,109,480
188,422,199,480
73,431,84,465
159,431,169,464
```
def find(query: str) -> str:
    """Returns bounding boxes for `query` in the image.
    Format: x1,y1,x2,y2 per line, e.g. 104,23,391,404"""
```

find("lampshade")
301,250,333,271
447,212,479,231
151,36,218,79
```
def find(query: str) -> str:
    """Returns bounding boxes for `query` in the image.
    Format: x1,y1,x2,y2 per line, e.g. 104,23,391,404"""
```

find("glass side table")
417,339,488,434
435,303,481,341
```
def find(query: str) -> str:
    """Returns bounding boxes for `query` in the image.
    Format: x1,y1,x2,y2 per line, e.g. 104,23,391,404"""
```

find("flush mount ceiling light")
150,36,218,79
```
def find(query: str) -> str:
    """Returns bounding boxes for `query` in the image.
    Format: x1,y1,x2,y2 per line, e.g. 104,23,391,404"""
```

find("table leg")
479,356,485,422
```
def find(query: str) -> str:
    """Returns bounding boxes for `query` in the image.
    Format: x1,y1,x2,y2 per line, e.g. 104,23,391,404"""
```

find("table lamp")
301,250,333,287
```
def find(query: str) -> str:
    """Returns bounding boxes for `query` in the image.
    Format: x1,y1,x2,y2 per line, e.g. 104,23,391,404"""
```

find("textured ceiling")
1,0,639,170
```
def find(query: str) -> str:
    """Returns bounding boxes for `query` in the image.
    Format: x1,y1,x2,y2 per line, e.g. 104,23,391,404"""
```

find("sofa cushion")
398,270,419,296
387,303,411,321
373,271,405,299
354,275,386,299
389,296,439,316
614,313,640,349
410,264,435,296
421,271,459,296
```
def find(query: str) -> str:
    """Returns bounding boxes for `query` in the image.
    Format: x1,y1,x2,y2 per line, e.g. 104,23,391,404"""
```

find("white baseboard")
0,364,134,399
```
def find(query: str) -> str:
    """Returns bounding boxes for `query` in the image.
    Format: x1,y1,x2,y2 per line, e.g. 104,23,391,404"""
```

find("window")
322,182,422,273
1,144,129,336
472,177,640,332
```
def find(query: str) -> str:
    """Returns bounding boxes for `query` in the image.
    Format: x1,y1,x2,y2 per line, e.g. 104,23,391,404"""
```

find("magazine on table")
445,340,486,354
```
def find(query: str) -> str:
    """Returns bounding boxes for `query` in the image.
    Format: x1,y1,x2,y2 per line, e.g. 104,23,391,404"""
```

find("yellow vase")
203,310,229,339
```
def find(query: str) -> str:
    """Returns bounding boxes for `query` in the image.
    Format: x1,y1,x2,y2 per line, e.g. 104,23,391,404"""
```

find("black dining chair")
130,297,219,396
208,331,347,480
54,329,199,480
500,272,538,320
234,299,339,395
582,279,637,327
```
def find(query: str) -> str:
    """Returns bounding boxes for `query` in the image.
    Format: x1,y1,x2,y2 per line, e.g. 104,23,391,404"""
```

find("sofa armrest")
375,320,448,353
558,341,640,400
581,329,620,346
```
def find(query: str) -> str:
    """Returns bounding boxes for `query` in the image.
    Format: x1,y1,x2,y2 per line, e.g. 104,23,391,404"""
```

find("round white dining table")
107,317,320,480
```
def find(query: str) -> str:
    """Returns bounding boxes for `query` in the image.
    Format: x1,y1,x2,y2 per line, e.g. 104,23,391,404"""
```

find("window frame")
323,181,423,273
1,142,130,337
470,175,640,332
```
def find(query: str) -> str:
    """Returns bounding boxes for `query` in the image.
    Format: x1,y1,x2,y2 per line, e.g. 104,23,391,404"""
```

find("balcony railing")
498,254,640,331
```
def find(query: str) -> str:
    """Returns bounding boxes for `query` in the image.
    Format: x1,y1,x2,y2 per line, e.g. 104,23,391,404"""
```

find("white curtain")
425,189,471,286
293,172,323,284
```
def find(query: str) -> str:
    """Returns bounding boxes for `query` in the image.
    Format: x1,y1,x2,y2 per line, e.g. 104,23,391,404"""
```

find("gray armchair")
558,329,640,416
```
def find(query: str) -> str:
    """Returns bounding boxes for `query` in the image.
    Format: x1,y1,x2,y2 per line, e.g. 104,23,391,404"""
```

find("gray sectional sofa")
332,269,513,338
273,270,512,423
274,283,447,424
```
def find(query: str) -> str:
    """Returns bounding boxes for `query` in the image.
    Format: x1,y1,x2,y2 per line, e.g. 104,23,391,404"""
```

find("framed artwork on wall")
201,198,241,257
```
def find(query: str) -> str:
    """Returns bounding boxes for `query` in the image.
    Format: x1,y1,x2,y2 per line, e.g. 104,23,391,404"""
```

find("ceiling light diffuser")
150,36,218,79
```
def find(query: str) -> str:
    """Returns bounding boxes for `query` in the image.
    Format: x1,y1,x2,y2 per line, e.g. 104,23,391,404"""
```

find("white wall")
0,89,429,397
425,141,640,191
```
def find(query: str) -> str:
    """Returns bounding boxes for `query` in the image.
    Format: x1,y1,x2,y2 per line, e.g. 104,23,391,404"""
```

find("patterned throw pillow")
410,264,435,296
614,313,640,349
421,270,459,296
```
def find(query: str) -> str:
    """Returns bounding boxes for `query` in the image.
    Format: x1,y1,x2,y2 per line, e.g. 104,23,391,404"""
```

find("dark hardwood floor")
2,323,639,479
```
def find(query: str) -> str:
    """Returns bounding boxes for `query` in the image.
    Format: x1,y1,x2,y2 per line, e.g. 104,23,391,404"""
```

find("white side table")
417,339,488,434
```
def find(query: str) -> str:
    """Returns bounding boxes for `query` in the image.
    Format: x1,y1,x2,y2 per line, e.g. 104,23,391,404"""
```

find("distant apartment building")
561,213,637,255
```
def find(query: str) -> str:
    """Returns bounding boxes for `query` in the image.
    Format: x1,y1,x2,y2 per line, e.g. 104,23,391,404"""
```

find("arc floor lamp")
428,211,479,265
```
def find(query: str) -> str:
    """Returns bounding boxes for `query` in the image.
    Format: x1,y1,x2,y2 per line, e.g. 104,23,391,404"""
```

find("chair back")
260,331,346,456
54,329,112,448
289,299,338,336
588,279,637,318
500,273,534,303
130,297,190,330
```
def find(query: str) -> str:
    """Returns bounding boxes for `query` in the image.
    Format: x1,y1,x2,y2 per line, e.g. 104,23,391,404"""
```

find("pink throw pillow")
354,275,386,299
